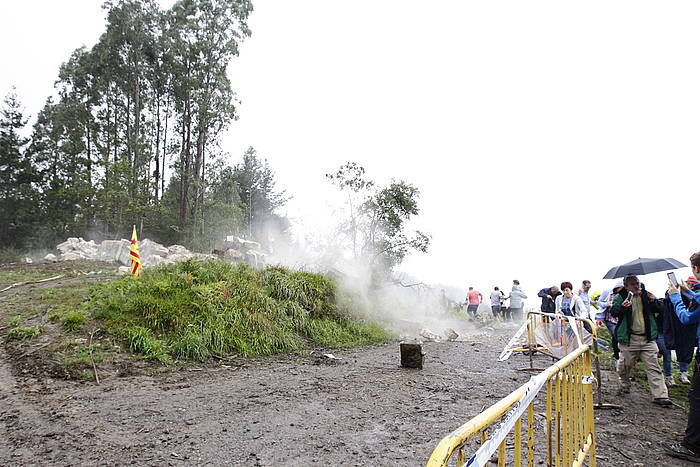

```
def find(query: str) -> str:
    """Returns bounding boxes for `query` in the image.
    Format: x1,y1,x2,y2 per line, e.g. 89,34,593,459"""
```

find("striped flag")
130,225,142,277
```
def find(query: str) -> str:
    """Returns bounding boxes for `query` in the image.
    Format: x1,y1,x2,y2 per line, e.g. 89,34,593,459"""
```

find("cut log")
400,343,425,369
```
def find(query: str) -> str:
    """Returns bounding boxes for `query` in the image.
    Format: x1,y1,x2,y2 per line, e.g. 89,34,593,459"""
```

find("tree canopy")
0,0,287,252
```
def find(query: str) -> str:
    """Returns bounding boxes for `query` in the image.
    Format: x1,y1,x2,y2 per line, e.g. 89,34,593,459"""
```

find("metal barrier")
521,312,614,409
426,341,596,467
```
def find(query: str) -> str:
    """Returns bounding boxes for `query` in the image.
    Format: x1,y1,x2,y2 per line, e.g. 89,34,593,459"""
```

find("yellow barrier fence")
426,340,596,467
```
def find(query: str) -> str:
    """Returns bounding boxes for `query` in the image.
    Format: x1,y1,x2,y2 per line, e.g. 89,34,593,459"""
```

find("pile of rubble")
45,235,272,272
418,328,459,342
46,237,217,268
216,236,268,268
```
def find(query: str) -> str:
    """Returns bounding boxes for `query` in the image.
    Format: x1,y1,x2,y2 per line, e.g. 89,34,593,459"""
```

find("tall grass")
90,260,389,362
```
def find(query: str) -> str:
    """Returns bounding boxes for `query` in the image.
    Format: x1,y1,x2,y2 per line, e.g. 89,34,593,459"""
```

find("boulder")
117,266,130,276
140,238,169,258
224,248,244,262
419,328,441,342
76,240,98,259
444,328,459,341
166,253,191,263
56,237,80,253
143,255,168,267
168,245,189,255
44,253,57,262
98,239,131,265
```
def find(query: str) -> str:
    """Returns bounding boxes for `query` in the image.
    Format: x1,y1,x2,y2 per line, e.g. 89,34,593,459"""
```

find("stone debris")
50,234,269,270
50,237,216,269
444,328,459,341
223,249,244,262
219,236,267,267
419,328,442,342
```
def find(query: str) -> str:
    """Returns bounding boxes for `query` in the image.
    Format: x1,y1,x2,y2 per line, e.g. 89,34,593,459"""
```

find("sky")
2,1,700,301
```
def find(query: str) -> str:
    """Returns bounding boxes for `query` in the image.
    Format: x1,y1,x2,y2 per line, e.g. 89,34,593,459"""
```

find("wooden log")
400,343,424,369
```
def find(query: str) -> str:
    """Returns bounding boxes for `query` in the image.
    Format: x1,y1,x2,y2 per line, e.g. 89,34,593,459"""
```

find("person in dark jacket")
663,252,700,463
661,290,697,384
610,275,671,406
538,285,561,313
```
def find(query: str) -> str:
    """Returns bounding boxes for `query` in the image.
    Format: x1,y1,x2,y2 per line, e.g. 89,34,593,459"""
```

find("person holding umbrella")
610,275,671,406
663,252,700,463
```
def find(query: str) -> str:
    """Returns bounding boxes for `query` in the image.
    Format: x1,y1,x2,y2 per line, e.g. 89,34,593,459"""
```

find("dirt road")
0,322,694,466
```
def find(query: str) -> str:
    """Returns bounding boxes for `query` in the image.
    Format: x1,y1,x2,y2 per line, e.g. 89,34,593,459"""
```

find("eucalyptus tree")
0,90,40,248
166,0,253,232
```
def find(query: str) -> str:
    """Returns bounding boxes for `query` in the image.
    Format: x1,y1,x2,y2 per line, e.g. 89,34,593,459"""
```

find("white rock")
144,255,167,267
117,266,130,275
140,238,169,259
56,237,80,253
99,239,131,265
44,253,57,262
166,253,191,263
224,249,244,262
168,245,190,255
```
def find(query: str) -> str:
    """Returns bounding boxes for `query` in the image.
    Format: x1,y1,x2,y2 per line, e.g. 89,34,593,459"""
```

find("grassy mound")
90,259,389,362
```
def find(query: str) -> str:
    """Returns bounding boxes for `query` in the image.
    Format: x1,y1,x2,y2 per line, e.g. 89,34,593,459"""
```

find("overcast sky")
2,1,699,300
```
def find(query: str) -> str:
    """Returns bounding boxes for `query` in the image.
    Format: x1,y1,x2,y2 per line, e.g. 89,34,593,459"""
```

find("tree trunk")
154,93,161,202
162,92,169,201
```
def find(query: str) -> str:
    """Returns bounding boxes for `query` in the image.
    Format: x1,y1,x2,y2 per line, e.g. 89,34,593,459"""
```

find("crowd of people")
464,252,700,463
464,280,528,321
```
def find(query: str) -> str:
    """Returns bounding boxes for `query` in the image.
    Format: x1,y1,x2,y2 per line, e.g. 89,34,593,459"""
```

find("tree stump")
400,343,424,369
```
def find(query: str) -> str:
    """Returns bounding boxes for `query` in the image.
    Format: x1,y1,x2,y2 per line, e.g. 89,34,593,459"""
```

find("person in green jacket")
610,275,671,406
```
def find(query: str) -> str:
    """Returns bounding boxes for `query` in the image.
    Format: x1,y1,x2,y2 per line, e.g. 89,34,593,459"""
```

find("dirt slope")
0,321,695,466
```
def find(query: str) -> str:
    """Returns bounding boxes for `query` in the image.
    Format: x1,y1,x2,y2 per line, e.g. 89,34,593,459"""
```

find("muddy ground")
0,268,696,466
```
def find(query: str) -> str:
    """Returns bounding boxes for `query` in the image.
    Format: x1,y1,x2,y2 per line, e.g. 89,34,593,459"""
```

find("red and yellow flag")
130,225,142,277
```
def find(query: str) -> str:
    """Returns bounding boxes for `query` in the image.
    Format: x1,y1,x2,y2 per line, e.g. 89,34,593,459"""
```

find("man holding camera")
610,275,671,406
663,252,700,463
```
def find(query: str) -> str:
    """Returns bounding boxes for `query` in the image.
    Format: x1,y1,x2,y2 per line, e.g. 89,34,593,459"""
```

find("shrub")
125,326,171,363
8,326,42,340
89,259,389,362
61,310,88,332
0,247,24,264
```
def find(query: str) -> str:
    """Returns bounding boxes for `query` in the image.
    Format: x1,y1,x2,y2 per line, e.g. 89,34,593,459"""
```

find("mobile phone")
668,272,679,287
626,291,633,301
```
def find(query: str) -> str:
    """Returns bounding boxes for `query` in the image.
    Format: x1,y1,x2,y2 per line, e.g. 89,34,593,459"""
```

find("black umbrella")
603,257,687,279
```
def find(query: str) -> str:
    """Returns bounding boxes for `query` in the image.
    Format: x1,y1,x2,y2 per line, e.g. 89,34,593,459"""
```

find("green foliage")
61,310,88,332
9,0,263,249
0,247,24,264
8,326,42,340
125,326,172,363
306,317,388,347
327,162,431,272
0,90,42,249
63,345,105,366
90,259,389,362
5,314,24,326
